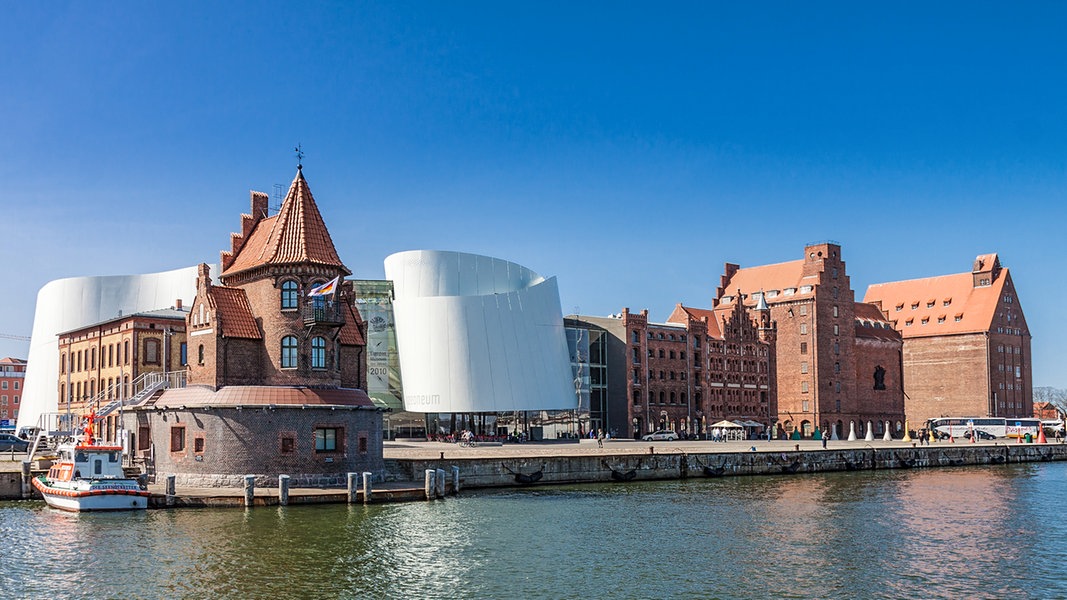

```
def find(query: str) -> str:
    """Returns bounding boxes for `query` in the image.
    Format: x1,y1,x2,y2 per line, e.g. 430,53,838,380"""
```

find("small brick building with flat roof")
864,253,1031,425
122,167,383,487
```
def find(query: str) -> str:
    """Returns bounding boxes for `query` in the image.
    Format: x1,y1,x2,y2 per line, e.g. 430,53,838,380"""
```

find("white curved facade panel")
384,250,575,413
17,265,203,430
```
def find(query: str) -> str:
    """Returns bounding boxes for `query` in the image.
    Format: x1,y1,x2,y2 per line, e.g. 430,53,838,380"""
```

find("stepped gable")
207,286,261,339
221,167,350,278
864,255,1012,338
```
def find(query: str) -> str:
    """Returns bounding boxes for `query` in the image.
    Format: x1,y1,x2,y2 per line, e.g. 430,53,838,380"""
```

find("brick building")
864,253,1031,425
57,307,187,441
0,357,26,424
121,167,383,487
713,242,905,439
574,296,775,439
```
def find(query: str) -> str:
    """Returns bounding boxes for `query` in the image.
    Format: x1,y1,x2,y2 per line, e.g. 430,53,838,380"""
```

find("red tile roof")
156,386,375,407
338,302,366,346
717,259,813,306
864,268,1012,338
208,286,262,339
853,302,901,341
222,169,349,277
668,305,723,338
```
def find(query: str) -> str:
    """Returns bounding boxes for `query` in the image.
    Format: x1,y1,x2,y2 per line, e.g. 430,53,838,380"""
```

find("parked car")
964,430,996,441
642,430,678,441
0,433,29,452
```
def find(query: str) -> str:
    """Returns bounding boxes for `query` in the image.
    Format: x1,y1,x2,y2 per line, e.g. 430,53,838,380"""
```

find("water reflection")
3,464,1066,599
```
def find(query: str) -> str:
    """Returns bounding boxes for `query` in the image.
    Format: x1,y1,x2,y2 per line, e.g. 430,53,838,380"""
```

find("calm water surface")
3,462,1066,599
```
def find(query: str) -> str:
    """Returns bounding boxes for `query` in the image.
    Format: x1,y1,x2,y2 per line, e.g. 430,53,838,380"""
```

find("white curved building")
384,250,574,414
17,265,204,430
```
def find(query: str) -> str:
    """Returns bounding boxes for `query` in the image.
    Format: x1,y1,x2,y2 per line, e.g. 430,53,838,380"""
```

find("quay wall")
391,443,1067,489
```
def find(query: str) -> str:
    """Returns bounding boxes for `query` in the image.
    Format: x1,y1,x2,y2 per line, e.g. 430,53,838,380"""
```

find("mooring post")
362,472,373,504
279,475,290,506
435,468,446,497
451,466,460,494
425,469,436,500
244,475,255,507
165,474,176,507
347,472,359,504
20,460,31,499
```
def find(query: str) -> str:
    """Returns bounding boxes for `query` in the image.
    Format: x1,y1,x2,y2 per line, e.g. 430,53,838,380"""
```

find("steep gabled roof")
718,259,812,305
338,302,366,346
854,302,901,341
208,286,261,339
222,168,349,277
864,268,1011,338
668,305,723,338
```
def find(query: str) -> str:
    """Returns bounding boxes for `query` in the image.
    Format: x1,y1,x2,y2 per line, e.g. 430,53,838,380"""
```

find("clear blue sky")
2,2,1065,386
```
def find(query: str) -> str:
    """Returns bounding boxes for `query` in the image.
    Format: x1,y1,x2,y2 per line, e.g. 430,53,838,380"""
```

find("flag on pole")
308,276,340,297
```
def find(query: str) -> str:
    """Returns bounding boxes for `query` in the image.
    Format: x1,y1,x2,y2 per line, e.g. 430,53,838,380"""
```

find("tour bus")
926,417,1042,440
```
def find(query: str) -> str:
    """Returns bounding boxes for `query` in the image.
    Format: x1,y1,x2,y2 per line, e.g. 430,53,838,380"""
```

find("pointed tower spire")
220,168,350,279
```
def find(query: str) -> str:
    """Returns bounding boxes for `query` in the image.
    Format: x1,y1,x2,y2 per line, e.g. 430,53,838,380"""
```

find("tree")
1033,387,1067,418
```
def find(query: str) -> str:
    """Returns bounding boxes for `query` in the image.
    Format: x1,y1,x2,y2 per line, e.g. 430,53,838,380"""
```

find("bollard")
166,475,176,507
440,451,445,460
279,475,290,506
244,475,255,507
347,473,359,504
21,461,31,499
649,446,654,455
435,468,446,497
425,469,436,500
362,472,373,504
794,444,800,452
451,466,460,494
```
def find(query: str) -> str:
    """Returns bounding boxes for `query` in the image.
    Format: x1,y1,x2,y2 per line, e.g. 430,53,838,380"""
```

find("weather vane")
294,143,305,169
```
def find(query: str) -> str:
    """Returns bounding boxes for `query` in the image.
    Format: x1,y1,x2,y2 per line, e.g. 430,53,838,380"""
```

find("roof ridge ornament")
294,143,304,170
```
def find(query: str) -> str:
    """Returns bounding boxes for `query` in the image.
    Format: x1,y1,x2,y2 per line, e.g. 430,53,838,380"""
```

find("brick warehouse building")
713,242,905,439
58,307,187,443
121,167,384,487
864,253,1032,425
574,296,775,440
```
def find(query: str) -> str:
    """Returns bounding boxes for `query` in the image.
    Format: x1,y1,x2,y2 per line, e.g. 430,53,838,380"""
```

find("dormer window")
895,304,903,312
955,313,964,322
943,298,952,306
937,315,946,324
911,302,919,310
905,318,914,326
926,300,935,308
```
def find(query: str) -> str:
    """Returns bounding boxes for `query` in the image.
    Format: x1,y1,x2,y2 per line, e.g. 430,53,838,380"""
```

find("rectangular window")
170,426,186,452
180,343,188,366
799,305,807,316
800,342,808,355
359,436,368,454
281,437,295,453
802,401,809,412
194,437,205,454
833,324,839,335
801,362,808,374
315,427,340,452
800,323,808,335
801,381,809,393
138,427,151,450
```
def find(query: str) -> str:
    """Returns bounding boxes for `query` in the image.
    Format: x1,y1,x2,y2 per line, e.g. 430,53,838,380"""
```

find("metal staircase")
95,371,186,418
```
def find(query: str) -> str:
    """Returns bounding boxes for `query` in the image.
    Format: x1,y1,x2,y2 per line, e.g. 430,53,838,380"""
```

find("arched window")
197,344,205,365
124,340,130,365
281,336,298,369
311,336,326,369
281,280,299,310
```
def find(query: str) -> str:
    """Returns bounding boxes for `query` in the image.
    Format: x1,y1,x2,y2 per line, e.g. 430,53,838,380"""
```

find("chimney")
175,299,183,310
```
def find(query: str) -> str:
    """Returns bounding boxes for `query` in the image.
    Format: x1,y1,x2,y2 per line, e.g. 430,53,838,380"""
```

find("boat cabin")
50,445,126,481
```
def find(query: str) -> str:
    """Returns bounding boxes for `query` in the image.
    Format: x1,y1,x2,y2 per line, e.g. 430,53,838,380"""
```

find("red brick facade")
713,243,905,438
578,299,776,439
0,357,26,423
865,254,1032,425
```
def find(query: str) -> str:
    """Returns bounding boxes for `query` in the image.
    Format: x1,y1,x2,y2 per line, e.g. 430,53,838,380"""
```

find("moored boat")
31,413,150,512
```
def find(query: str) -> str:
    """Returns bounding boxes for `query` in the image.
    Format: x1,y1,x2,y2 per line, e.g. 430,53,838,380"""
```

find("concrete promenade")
4,436,1064,504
